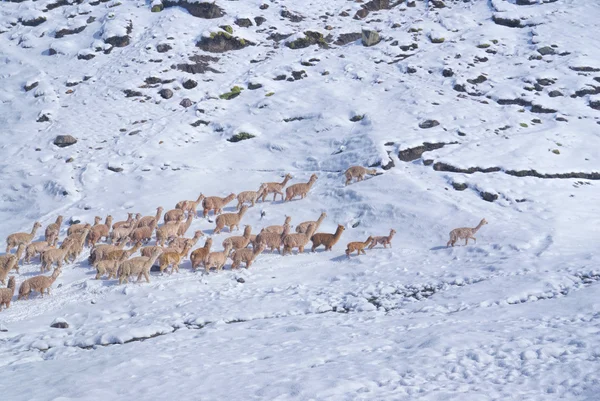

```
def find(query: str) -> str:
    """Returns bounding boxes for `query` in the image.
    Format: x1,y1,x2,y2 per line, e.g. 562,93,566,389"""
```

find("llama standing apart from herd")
0,166,489,311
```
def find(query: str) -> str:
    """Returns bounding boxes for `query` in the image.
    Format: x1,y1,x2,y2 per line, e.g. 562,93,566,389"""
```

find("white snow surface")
0,0,599,399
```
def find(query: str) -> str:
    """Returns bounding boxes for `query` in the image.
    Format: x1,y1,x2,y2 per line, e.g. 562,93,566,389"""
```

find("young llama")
447,218,488,247
368,229,397,249
285,174,318,201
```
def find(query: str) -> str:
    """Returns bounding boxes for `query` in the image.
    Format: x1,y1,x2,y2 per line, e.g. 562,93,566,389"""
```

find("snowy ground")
1,0,599,399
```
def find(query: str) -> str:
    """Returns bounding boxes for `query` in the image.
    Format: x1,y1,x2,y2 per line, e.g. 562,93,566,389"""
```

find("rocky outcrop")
54,135,78,148
163,1,225,18
361,29,380,47
286,31,329,49
334,33,362,46
173,55,220,74
196,31,253,53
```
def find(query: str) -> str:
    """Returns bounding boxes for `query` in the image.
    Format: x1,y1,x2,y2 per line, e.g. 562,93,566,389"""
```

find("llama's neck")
196,194,204,203
307,178,317,189
388,231,396,240
281,176,290,186
30,225,39,236
364,237,372,246
238,209,247,219
473,221,485,233
334,226,344,239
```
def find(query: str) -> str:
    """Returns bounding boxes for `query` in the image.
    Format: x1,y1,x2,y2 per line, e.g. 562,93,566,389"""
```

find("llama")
44,216,63,247
214,205,249,234
255,224,291,254
158,243,192,274
202,193,236,217
344,166,377,185
164,208,185,224
87,216,113,247
6,222,41,253
311,224,346,252
263,216,291,234
285,174,318,201
282,223,317,255
368,229,397,249
0,276,16,311
25,241,55,264
68,216,101,236
118,249,163,284
222,225,252,252
236,184,267,210
168,230,204,253
190,238,213,272
447,219,488,247
176,193,205,218
203,243,232,273
18,268,61,300
112,213,134,230
296,212,327,234
137,207,164,228
260,173,292,202
346,236,374,257
231,242,266,269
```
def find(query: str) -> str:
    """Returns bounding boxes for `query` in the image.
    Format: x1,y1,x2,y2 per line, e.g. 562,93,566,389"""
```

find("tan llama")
158,243,192,274
263,216,292,234
296,212,327,234
112,213,134,230
137,207,164,228
311,224,346,252
447,219,488,247
25,241,54,264
256,224,291,254
87,216,113,247
164,208,185,224
368,229,397,249
285,174,318,201
202,193,236,217
190,238,213,272
222,225,253,252
18,267,61,300
169,230,204,253
236,184,267,210
214,205,249,234
230,242,266,269
260,173,292,202
0,245,25,280
44,216,63,247
68,216,101,236
176,193,205,218
0,276,16,311
6,222,42,253
344,166,377,185
118,248,163,284
203,243,232,273
346,236,374,257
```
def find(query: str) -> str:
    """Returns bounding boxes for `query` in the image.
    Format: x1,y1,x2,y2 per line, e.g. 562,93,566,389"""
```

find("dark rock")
531,104,557,113
182,79,198,89
354,8,369,19
235,18,253,27
274,74,287,81
259,3,269,10
286,31,328,49
254,16,266,26
536,78,555,86
516,0,537,4
555,117,568,122
159,88,173,99
267,32,293,42
399,43,418,51
442,68,454,77
123,90,143,97
77,53,95,60
453,84,466,92
156,43,172,53
48,48,57,56
54,135,77,147
291,70,307,80
180,98,193,108
24,81,39,92
247,82,263,90
128,130,141,136
433,163,502,174
228,132,255,142
497,98,532,107
480,191,498,202
55,25,86,39
86,16,96,24
398,142,450,162
163,1,225,18
0,324,7,332
280,9,304,22
467,75,487,85
419,120,440,129
174,54,221,74
237,277,245,283
334,32,362,46
431,0,446,7
407,1,416,6
474,56,488,63
350,114,364,122
569,66,600,72
196,32,253,53
191,120,209,127
20,16,47,27
406,66,417,74
37,114,51,123
572,86,600,97
145,77,162,85
361,29,380,47
452,182,468,191
354,0,390,19
45,0,69,10
382,152,395,170
50,319,69,329
107,166,124,173
492,14,523,28
537,46,555,56
590,100,600,110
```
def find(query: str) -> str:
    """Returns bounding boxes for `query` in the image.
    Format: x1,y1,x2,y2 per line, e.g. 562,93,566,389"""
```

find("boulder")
361,29,380,47
53,135,77,147
50,318,69,329
418,120,440,129
182,79,198,89
180,98,193,108
159,88,173,99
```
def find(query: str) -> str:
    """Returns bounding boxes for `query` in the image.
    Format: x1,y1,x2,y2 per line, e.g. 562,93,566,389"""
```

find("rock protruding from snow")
50,318,69,329
54,135,77,147
159,88,173,99
361,29,380,47
163,1,225,19
180,98,193,108
419,120,440,129
196,31,253,53
102,18,132,48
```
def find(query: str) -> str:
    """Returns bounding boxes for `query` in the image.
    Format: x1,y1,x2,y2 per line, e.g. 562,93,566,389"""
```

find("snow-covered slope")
1,0,599,399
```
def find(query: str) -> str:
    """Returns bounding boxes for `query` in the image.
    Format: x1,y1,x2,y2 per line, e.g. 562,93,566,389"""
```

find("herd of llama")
0,166,487,310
